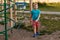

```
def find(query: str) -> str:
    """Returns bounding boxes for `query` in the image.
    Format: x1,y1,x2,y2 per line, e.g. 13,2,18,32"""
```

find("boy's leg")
33,21,36,34
32,21,37,37
36,21,40,34
33,25,36,34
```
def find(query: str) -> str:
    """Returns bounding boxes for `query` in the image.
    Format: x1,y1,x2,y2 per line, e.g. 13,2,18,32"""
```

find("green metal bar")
4,0,8,40
0,32,4,34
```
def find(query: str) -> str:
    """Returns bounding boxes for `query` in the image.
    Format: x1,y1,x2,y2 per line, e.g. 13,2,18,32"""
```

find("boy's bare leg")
36,22,40,34
32,26,37,37
33,26,36,34
36,26,39,33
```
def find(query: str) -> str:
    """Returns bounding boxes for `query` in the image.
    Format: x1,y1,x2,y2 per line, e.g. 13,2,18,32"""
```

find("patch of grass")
40,19,60,34
38,3,60,12
40,14,60,34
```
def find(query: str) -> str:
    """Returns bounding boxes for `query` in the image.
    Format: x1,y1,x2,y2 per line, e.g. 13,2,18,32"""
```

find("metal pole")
4,0,8,40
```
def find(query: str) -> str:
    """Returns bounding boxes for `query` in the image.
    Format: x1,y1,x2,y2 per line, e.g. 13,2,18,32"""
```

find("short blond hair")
33,2,38,6
33,2,38,8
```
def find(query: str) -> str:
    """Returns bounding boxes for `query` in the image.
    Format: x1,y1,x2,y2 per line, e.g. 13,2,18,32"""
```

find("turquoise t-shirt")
31,9,41,20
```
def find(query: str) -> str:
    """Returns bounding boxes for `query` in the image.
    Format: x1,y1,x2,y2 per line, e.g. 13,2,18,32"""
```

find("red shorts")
32,20,40,27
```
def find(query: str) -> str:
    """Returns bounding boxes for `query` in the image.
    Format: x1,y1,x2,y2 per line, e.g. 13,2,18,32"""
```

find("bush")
38,2,47,7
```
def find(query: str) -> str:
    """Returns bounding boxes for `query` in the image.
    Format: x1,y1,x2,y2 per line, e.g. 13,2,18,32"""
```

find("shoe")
32,34,37,37
36,32,40,35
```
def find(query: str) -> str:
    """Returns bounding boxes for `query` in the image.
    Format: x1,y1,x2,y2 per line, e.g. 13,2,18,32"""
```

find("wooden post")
46,0,49,5
14,0,17,22
36,0,38,3
7,0,10,27
7,0,13,27
0,0,2,10
1,0,4,20
10,1,13,27
24,0,25,2
30,0,32,11
46,0,48,3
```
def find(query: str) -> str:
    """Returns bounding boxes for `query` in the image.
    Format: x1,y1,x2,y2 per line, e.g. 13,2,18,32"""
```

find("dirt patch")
0,29,60,40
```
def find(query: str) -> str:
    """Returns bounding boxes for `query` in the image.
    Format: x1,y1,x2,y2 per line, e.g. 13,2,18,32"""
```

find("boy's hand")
30,19,32,25
36,14,40,22
36,20,38,22
30,19,32,23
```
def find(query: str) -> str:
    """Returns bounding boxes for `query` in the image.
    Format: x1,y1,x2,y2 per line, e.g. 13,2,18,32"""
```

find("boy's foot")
36,32,40,35
32,34,37,37
32,32,40,37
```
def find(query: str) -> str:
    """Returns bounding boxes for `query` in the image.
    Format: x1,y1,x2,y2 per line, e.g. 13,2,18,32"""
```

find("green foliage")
40,14,60,35
38,3,60,12
38,2,47,7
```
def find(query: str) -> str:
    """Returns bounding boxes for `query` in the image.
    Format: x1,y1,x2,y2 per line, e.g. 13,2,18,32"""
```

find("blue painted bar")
15,2,26,6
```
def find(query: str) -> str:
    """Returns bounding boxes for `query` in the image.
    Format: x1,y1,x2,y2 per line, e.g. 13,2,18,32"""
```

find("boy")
30,3,41,37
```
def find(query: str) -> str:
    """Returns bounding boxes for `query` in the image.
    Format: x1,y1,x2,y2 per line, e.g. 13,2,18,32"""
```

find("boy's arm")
30,14,32,22
30,11,32,21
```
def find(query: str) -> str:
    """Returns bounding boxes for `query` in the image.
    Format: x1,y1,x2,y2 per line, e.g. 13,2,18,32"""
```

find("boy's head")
33,3,38,9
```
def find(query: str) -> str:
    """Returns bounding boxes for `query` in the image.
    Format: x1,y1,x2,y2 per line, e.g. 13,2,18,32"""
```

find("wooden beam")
24,0,25,2
30,0,32,11
7,0,10,27
1,0,4,20
7,0,13,27
14,0,17,22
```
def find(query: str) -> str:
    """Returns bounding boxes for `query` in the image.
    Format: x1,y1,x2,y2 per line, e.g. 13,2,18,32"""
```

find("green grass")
38,3,60,12
40,14,60,35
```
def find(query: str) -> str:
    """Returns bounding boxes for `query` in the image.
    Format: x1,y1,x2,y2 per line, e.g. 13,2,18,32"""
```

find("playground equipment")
15,2,27,9
15,1,27,22
0,0,33,40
